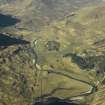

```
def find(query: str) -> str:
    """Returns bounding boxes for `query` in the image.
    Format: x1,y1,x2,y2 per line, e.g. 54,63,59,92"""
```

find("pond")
34,97,79,105
0,13,20,27
0,33,29,47
35,101,78,105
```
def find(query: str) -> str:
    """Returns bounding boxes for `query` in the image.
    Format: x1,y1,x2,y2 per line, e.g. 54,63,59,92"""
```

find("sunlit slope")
72,5,105,55
18,5,105,105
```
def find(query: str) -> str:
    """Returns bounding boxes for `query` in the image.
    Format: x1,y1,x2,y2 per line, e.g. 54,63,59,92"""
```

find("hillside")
0,0,103,31
0,1,105,105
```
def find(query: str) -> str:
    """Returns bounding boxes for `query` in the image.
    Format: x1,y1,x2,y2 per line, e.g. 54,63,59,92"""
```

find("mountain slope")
0,0,103,31
1,2,105,105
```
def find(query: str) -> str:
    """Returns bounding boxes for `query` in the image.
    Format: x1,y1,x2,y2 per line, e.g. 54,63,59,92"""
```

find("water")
34,97,79,105
35,101,78,105
0,14,20,27
0,33,29,47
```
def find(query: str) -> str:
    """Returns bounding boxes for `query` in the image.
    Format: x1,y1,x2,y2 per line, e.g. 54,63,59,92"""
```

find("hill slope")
1,2,105,105
0,0,103,31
